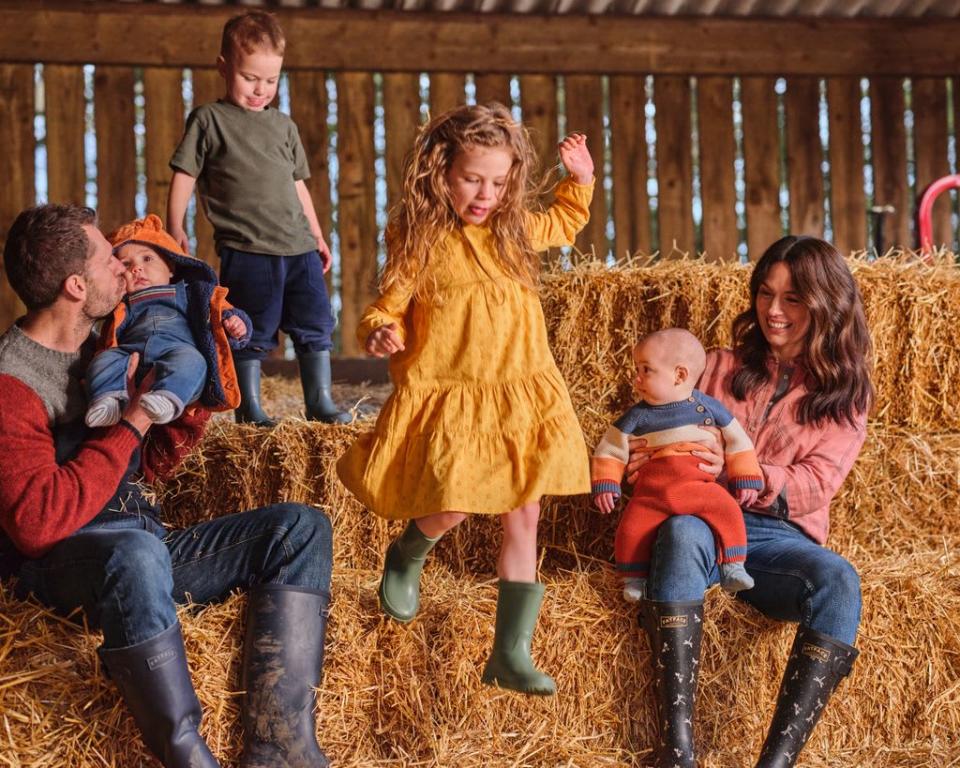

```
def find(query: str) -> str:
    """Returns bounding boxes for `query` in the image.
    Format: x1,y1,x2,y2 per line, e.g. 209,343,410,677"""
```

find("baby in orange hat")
85,214,251,426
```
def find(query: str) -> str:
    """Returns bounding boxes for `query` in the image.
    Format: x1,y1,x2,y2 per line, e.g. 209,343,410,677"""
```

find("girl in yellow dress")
337,102,594,695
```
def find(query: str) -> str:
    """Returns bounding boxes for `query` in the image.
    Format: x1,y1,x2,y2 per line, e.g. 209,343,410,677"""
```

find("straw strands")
1,254,958,766
2,554,957,767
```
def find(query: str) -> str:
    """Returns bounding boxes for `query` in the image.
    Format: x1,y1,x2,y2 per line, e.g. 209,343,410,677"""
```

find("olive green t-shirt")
170,100,317,256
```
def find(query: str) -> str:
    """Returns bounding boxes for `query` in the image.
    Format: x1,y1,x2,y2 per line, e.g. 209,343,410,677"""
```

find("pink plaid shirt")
699,349,867,544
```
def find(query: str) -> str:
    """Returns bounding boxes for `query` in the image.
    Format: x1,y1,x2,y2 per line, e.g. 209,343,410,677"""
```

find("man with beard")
0,204,336,767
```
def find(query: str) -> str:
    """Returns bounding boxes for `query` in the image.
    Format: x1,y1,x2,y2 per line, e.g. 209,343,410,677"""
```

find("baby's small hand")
222,315,247,339
366,323,405,357
735,487,759,507
558,133,594,185
594,492,617,515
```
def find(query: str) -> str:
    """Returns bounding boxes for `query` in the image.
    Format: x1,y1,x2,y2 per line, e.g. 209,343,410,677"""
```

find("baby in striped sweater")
591,328,763,602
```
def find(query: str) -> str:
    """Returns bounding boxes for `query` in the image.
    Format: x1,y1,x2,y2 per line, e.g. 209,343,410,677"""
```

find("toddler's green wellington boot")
299,350,352,424
481,580,556,696
234,359,277,427
378,520,440,622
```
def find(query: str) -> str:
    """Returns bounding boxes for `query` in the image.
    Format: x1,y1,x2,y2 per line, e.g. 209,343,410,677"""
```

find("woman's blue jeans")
15,503,333,649
648,512,861,645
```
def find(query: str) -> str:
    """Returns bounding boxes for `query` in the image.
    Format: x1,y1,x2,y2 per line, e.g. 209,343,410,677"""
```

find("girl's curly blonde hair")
380,102,542,301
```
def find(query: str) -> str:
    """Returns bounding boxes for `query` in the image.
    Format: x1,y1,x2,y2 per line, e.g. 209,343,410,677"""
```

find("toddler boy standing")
167,10,350,426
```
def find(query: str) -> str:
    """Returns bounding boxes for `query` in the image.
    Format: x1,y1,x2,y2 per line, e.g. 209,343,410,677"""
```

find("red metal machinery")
917,174,960,257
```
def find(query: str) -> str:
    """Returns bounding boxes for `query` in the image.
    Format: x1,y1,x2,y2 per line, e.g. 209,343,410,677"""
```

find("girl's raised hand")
558,133,594,185
366,322,405,357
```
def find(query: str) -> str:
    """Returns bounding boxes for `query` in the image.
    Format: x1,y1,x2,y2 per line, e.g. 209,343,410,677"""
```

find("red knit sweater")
0,374,209,558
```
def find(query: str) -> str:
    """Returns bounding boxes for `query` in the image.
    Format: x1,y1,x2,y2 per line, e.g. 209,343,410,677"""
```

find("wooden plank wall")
2,20,959,338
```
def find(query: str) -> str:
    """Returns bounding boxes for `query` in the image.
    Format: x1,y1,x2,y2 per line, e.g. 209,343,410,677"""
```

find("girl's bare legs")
378,511,466,622
482,499,555,695
416,511,467,538
498,501,540,582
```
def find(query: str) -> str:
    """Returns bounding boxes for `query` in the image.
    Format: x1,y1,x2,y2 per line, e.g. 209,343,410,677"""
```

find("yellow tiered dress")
336,178,594,520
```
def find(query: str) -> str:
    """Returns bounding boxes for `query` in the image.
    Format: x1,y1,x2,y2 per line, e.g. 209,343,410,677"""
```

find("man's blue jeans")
647,512,861,645
15,503,332,649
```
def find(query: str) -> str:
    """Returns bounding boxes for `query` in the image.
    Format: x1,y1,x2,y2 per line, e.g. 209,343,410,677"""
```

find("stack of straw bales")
1,254,958,767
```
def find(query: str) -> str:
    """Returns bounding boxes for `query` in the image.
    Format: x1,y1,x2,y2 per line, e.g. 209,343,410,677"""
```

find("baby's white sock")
140,392,180,424
622,577,647,602
86,395,123,427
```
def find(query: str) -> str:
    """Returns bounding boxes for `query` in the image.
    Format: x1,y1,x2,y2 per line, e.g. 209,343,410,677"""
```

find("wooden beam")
44,64,86,205
189,67,221,267
93,66,136,235
654,75,694,256
784,76,824,238
4,4,960,76
564,75,607,261
826,76,866,254
609,74,651,258
143,67,184,220
0,64,34,330
912,77,952,249
336,72,378,357
740,77,783,261
697,76,738,261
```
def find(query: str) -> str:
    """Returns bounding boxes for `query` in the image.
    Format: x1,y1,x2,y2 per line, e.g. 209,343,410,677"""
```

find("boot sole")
480,673,556,696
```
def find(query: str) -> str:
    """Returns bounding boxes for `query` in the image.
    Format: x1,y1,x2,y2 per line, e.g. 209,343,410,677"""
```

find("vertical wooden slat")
697,76,738,261
741,77,782,260
143,67,184,220
564,74,606,260
870,77,910,250
912,77,952,248
44,64,86,205
785,77,825,238
609,75,650,258
0,64,35,329
519,74,559,265
336,72,378,357
654,75,694,255
289,70,334,333
474,73,512,107
827,77,866,254
429,73,465,118
519,74,558,191
93,66,136,234
381,73,421,214
189,68,221,266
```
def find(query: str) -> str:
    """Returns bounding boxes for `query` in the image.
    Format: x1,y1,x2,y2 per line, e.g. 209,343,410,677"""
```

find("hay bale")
540,254,960,434
155,421,960,576
5,254,959,765
2,553,957,767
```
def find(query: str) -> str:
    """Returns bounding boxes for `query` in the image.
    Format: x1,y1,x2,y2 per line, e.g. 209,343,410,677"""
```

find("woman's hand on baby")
222,315,247,339
558,133,594,185
734,487,759,507
593,492,617,515
691,426,724,477
366,323,404,357
625,436,654,484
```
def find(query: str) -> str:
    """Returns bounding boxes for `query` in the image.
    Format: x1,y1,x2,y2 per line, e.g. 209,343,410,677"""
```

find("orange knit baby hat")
107,214,188,257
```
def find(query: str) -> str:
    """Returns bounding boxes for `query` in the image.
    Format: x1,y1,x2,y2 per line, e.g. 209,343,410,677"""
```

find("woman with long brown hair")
630,235,873,767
